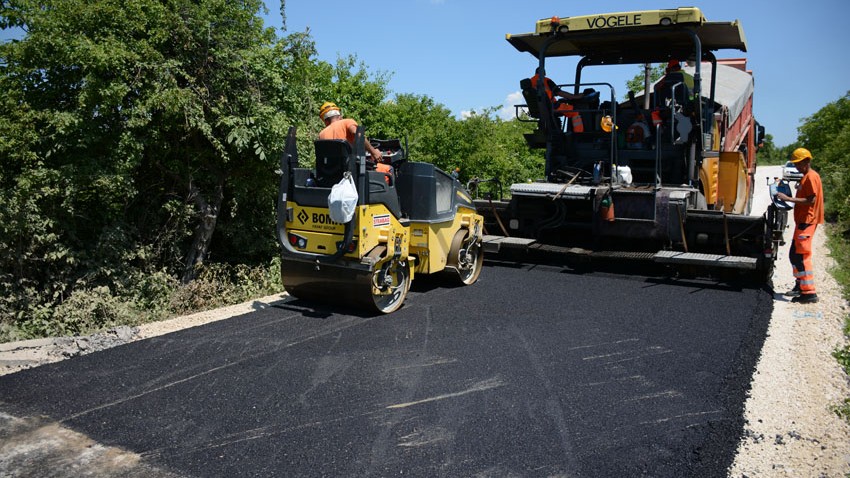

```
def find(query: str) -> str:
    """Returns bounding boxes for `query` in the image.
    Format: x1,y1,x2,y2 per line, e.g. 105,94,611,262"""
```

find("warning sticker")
373,214,391,227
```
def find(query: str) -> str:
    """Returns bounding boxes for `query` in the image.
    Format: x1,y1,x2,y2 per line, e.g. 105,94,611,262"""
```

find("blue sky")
277,0,849,147
1,1,846,147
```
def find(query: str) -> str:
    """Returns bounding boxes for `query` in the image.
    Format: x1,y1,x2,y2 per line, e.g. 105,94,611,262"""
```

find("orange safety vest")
375,162,392,184
376,163,391,174
530,74,584,133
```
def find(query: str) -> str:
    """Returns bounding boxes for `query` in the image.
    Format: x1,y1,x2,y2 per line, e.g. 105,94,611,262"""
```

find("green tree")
371,97,543,192
625,63,666,100
756,133,781,165
372,93,461,170
0,0,312,279
321,56,391,134
454,110,542,188
797,92,850,226
798,92,850,153
0,0,320,335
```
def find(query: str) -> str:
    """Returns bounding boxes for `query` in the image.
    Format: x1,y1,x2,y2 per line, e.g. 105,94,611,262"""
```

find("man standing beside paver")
776,147,824,304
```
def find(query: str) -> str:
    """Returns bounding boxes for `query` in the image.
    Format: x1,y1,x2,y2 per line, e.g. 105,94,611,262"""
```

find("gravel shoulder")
1,166,848,476
728,165,850,477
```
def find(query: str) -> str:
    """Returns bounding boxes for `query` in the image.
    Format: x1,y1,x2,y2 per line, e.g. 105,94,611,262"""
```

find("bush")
51,286,137,336
833,398,850,422
0,258,282,343
168,259,282,315
129,270,180,321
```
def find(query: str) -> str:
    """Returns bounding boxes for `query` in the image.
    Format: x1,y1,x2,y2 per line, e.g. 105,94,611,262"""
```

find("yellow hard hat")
790,147,812,163
319,102,340,120
600,115,618,133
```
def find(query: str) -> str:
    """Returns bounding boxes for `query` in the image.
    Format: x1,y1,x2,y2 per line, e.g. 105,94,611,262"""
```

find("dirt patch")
0,412,180,478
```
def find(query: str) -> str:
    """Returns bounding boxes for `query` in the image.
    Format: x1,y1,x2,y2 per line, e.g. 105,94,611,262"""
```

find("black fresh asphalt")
0,261,772,477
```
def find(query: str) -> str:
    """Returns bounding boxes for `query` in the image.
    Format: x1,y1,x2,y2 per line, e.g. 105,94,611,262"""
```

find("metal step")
653,250,758,270
590,250,657,261
530,243,593,256
482,235,537,253
483,238,650,261
509,182,594,198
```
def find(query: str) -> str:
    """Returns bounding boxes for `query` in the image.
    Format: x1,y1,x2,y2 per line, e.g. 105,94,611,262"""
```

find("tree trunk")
181,180,224,284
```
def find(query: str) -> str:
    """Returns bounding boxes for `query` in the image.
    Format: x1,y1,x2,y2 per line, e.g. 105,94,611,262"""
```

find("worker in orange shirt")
528,68,597,132
318,102,390,177
776,148,824,304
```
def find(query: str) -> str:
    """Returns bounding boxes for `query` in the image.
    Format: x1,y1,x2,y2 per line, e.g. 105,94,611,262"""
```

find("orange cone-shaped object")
600,196,615,222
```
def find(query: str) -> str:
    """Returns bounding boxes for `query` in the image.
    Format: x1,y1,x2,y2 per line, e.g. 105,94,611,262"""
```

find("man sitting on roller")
318,102,390,179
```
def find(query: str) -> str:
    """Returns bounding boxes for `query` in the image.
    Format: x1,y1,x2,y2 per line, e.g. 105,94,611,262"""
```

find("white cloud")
498,91,524,121
459,91,525,121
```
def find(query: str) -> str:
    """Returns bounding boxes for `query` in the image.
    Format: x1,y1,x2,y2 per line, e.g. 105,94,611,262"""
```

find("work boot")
783,284,801,297
791,293,818,304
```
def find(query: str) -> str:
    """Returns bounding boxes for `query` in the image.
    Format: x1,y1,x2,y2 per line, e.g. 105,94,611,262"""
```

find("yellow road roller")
276,126,484,313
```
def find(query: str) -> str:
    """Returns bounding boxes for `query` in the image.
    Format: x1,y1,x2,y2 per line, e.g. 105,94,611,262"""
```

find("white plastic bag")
615,165,632,185
328,172,358,223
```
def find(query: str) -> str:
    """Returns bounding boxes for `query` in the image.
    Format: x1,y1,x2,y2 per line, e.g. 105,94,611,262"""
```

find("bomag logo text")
311,213,339,225
585,14,642,29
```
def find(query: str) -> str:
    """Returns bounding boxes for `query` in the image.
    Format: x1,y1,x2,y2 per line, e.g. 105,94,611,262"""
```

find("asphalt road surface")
0,261,772,477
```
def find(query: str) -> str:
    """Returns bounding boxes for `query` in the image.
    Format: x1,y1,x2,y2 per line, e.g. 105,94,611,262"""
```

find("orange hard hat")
790,147,812,163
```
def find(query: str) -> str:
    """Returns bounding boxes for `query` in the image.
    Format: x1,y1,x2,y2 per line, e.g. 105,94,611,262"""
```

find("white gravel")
728,165,850,477
1,165,848,476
